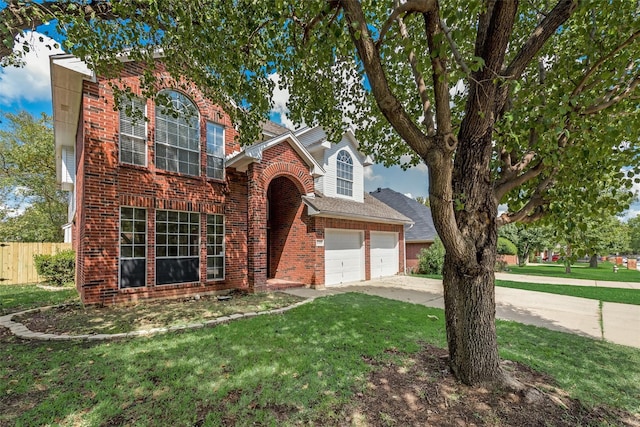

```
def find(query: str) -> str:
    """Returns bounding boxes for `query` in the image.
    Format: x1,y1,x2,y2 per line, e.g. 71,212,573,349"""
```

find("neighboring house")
51,54,411,305
369,188,436,272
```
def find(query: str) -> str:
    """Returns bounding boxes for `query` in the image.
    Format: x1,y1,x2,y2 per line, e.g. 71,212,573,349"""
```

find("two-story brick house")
51,54,410,305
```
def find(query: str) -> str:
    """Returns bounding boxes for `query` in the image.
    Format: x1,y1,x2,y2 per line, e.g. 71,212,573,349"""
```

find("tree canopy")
2,0,639,386
0,112,67,242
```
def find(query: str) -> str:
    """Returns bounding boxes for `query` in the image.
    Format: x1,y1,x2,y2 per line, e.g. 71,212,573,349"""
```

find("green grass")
507,261,640,282
0,284,79,316
1,292,639,426
496,280,640,305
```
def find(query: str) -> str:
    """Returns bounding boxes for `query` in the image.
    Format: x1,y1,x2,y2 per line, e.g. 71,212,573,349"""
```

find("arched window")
155,90,200,176
336,150,353,197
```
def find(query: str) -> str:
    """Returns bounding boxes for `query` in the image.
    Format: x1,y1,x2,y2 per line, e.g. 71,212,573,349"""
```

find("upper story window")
155,90,200,176
336,150,353,197
119,97,147,166
206,122,225,180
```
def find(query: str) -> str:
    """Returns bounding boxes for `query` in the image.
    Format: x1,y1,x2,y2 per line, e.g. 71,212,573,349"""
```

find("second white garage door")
370,231,399,279
325,229,365,285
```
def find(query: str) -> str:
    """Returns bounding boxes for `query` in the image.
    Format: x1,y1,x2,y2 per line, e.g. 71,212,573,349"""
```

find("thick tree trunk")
443,243,501,385
433,128,503,385
589,254,598,268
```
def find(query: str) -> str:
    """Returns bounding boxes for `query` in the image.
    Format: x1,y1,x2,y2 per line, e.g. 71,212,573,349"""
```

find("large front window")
206,122,225,180
155,90,200,176
336,150,353,197
155,210,200,285
120,207,146,288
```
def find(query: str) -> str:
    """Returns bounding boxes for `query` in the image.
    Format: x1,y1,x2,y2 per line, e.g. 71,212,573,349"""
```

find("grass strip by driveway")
496,280,640,305
1,293,638,426
507,262,640,282
0,284,79,316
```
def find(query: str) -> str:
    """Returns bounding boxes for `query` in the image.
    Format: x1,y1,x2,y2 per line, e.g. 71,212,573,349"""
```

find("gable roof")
302,192,412,225
226,131,325,178
369,188,437,242
260,120,290,138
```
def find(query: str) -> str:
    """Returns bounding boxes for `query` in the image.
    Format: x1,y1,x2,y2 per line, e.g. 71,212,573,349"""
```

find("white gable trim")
226,132,325,177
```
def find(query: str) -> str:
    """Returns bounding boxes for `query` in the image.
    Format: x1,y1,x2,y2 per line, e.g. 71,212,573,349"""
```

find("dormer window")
155,90,200,176
336,150,353,197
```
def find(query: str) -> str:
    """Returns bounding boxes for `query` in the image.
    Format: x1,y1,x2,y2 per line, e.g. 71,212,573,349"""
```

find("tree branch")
503,0,578,80
375,0,436,49
340,0,433,158
571,29,640,97
395,1,435,135
424,9,455,148
494,159,545,202
582,75,640,115
0,0,119,62
439,19,471,75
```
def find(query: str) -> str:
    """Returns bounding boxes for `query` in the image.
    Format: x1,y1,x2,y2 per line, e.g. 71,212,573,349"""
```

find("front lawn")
0,284,79,316
1,292,638,425
507,261,640,282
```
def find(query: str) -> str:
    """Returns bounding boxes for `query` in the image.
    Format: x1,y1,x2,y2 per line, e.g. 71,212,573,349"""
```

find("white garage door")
325,229,365,285
370,231,399,279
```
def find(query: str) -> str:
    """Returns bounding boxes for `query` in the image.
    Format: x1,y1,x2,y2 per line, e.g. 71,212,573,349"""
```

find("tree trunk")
589,254,598,268
434,130,503,385
443,242,501,385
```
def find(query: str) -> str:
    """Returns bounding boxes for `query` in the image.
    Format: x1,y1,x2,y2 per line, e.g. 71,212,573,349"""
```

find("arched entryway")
266,176,313,284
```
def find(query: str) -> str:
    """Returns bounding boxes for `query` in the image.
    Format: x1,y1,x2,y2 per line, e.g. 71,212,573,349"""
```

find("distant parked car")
542,254,560,262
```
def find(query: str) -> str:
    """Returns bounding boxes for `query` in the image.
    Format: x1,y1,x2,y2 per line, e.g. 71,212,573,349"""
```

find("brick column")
247,164,267,292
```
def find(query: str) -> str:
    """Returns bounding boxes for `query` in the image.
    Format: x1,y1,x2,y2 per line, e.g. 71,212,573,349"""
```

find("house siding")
322,137,365,203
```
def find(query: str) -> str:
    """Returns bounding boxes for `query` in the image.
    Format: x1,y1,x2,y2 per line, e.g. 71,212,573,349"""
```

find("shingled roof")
369,188,437,242
302,192,412,225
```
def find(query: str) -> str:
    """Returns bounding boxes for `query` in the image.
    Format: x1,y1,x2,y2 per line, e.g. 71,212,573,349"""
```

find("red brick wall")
406,242,432,272
76,62,247,305
268,176,314,283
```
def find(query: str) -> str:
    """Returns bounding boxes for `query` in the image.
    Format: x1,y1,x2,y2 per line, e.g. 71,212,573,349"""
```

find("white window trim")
154,90,201,176
119,98,148,167
206,214,225,281
155,209,201,286
336,149,353,197
119,206,147,289
206,121,225,180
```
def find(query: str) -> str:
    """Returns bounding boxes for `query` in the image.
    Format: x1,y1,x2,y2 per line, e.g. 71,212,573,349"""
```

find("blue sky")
2,31,637,220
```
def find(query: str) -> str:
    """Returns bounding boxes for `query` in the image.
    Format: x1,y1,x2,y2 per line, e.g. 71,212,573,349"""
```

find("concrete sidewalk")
283,275,640,348
495,272,640,290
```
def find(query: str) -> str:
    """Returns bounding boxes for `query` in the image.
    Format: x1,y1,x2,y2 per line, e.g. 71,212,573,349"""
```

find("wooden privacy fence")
0,242,72,285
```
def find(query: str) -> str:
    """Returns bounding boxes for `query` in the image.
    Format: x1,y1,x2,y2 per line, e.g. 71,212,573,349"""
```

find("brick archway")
260,162,315,195
247,160,316,292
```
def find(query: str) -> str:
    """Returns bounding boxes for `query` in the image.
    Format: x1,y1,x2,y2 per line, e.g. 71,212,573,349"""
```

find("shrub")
417,238,445,275
497,237,517,255
494,259,509,272
34,250,75,286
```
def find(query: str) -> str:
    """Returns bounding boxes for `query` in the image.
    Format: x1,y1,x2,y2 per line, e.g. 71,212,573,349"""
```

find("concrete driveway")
284,275,640,348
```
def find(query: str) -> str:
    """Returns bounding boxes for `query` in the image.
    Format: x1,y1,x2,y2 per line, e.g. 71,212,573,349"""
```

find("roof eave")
50,54,94,186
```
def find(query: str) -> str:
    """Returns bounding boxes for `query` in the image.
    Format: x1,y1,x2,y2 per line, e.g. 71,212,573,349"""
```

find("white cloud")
268,73,296,130
0,31,64,106
399,154,428,173
404,192,413,199
363,166,383,183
